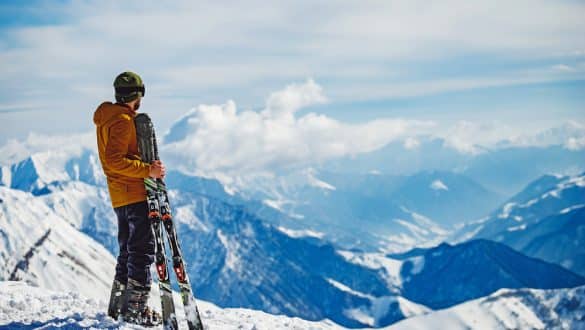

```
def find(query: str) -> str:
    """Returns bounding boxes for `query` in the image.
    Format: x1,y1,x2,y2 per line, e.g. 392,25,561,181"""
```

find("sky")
0,0,584,149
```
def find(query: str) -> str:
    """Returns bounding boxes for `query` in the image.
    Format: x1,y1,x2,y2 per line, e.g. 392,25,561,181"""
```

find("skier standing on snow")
93,71,164,326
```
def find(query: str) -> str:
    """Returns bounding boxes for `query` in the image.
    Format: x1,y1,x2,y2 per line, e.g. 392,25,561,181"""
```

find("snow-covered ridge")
0,186,115,301
277,226,325,239
454,171,585,243
0,281,343,330
390,285,585,330
380,208,449,254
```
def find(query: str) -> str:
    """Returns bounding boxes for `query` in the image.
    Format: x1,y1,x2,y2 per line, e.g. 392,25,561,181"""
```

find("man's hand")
149,160,166,179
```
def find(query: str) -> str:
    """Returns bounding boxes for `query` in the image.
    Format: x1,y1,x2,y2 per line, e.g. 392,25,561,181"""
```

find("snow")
451,223,484,244
507,224,527,232
388,285,585,330
216,229,241,272
429,180,448,191
560,204,585,214
263,198,285,211
393,219,431,237
0,186,115,301
379,208,449,254
326,278,371,299
498,202,517,219
344,307,375,327
327,278,427,324
336,250,403,289
277,226,325,239
0,281,343,330
314,275,434,327
0,281,114,328
3,281,584,330
393,297,431,319
0,165,11,186
305,169,336,191
175,205,210,232
407,256,425,275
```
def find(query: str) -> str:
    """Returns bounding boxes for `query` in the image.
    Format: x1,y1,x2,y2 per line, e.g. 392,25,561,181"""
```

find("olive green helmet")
113,71,145,103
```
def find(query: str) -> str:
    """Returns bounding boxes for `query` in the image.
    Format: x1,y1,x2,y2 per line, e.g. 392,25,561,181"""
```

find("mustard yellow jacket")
93,102,151,208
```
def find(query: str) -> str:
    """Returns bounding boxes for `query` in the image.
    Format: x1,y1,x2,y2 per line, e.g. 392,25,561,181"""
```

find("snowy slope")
1,151,421,327
242,169,451,253
0,281,343,330
389,285,585,330
392,239,585,309
3,148,104,195
3,282,584,330
453,172,585,276
0,187,115,301
452,173,583,243
506,207,585,276
169,191,422,328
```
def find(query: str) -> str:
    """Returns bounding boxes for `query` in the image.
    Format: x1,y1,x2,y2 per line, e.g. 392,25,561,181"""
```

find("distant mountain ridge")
323,136,585,196
396,239,585,309
1,136,584,328
453,172,585,276
390,284,585,329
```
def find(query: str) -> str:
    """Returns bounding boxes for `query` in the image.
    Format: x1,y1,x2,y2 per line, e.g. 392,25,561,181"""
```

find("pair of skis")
135,113,204,330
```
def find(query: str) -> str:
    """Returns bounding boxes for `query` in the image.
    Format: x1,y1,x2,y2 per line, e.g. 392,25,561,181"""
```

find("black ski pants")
113,200,155,286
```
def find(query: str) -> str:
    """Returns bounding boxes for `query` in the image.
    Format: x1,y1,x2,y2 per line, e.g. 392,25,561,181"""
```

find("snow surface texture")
0,186,115,301
391,285,585,330
0,281,342,330
3,281,585,330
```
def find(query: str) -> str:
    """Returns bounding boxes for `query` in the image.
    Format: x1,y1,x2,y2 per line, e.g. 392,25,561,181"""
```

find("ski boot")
107,279,126,319
121,278,163,327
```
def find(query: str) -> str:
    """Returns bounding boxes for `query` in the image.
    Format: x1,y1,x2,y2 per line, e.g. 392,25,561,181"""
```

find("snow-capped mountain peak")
429,180,448,191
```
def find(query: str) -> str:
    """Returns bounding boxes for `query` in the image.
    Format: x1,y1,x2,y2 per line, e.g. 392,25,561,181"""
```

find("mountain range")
453,172,585,276
1,129,584,328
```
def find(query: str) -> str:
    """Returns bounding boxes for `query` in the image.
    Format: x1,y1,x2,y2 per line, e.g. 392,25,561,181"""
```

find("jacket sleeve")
105,116,151,178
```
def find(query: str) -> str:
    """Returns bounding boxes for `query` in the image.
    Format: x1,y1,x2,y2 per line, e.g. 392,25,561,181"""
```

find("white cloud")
263,79,327,117
437,119,585,154
404,137,420,150
565,137,585,151
1,0,585,144
0,132,95,166
551,64,574,72
439,121,517,155
161,79,432,180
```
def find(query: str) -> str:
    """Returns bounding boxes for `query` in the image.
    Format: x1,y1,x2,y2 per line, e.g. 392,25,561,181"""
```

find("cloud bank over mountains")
159,80,585,181
1,79,584,184
161,79,433,180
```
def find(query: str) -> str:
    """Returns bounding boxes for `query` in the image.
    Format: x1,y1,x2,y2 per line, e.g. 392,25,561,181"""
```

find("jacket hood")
93,102,133,126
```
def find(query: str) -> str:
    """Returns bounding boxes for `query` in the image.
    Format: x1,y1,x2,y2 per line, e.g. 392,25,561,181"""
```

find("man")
93,71,165,326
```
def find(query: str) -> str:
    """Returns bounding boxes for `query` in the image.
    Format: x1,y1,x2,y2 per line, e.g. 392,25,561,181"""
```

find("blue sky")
1,0,584,146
